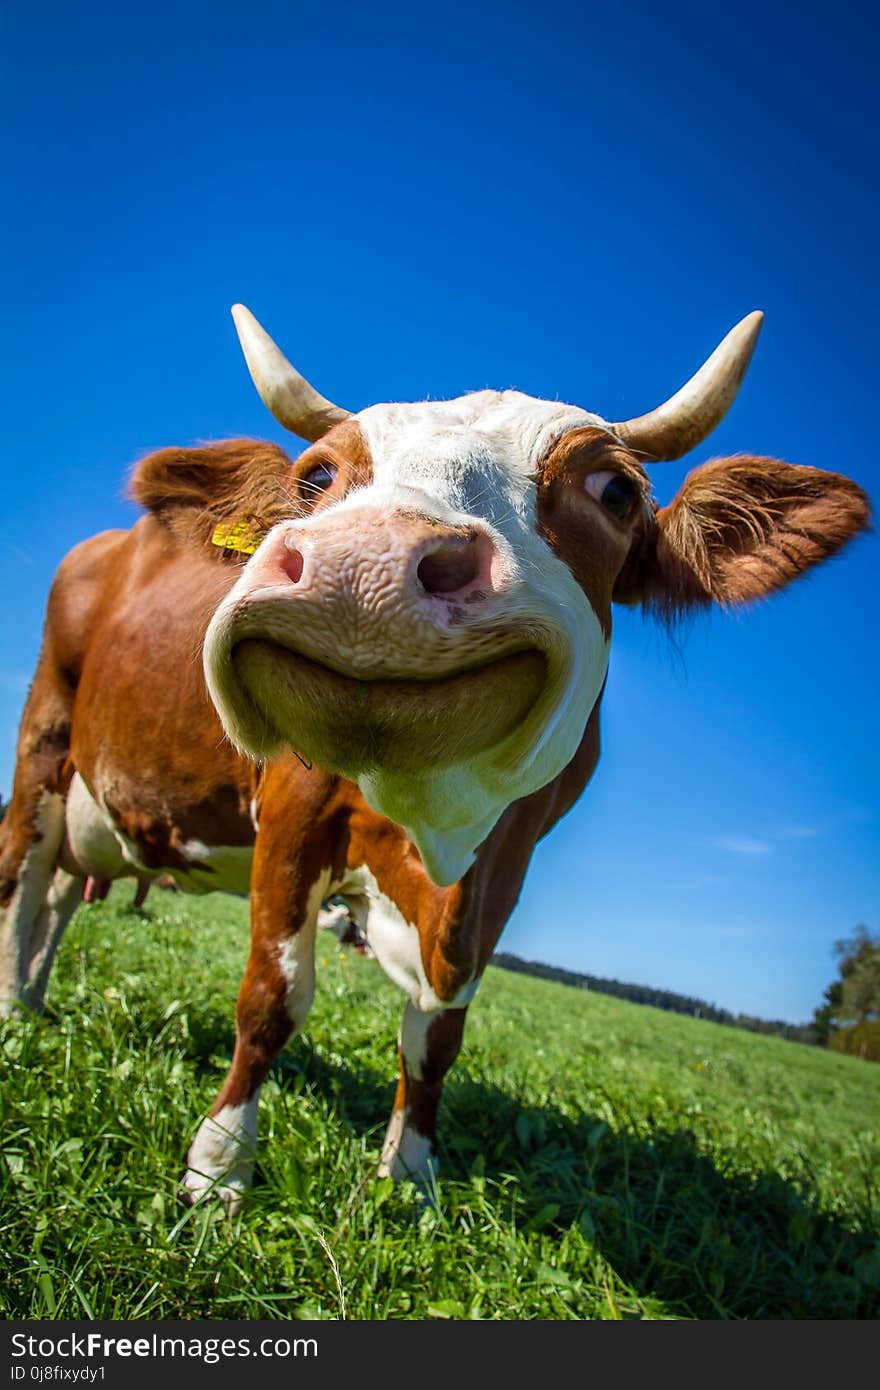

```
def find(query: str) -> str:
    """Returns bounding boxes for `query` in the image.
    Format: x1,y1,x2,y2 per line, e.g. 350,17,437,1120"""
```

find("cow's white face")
204,390,652,883
198,305,869,883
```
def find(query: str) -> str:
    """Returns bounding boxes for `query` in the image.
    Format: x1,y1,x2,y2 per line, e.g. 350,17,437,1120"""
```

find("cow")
0,306,868,1211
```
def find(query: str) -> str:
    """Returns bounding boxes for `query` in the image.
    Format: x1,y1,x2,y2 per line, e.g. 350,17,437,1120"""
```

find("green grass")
2,886,879,1320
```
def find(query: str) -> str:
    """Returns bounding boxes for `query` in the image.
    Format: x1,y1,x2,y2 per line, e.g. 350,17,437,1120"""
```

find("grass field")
2,886,879,1320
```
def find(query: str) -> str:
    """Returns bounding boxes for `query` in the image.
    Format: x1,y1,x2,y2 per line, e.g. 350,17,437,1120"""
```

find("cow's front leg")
184,868,330,1212
1,792,70,1016
379,1001,467,1189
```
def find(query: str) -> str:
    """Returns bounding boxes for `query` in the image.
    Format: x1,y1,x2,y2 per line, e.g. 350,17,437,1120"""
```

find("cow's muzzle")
227,508,516,682
204,505,549,770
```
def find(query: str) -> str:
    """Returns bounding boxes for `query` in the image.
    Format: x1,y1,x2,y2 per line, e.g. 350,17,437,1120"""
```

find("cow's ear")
618,455,869,617
129,438,294,536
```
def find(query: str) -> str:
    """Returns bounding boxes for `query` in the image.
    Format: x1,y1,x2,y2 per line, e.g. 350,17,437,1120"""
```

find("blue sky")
2,0,877,1022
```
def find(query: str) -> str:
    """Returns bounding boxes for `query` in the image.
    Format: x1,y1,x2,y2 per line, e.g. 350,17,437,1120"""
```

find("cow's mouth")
230,638,547,775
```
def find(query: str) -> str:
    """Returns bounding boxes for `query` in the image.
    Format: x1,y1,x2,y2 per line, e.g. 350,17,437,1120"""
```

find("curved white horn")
231,304,351,442
612,311,764,461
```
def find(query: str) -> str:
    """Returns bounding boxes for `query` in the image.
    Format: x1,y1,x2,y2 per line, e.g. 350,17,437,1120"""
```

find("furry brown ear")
624,455,870,618
129,438,296,546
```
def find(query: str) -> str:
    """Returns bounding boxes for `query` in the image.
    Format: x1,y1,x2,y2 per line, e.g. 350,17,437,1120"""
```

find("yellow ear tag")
211,519,265,554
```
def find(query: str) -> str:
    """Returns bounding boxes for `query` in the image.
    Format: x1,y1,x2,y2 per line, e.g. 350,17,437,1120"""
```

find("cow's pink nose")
417,537,481,595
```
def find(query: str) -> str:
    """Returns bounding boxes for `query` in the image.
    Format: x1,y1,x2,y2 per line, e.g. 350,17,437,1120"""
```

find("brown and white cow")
0,307,868,1209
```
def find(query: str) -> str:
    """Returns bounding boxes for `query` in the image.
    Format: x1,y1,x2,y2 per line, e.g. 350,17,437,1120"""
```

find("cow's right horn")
231,304,351,442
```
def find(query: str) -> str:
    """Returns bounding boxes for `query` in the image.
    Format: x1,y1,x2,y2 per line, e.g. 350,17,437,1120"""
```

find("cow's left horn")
231,304,351,442
611,311,764,462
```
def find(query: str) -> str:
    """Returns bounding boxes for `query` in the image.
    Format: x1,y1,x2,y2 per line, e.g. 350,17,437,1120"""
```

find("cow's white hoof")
184,1100,258,1215
379,1109,439,1190
182,1167,249,1215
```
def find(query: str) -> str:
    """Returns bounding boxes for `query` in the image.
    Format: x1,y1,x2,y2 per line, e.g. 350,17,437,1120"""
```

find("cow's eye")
301,461,337,493
584,469,639,521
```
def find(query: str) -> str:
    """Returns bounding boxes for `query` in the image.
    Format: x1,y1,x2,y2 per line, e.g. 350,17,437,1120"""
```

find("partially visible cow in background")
0,306,868,1209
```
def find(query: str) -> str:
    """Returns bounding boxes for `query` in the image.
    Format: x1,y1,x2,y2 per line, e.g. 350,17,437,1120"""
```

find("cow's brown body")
0,309,870,1209
0,464,603,1197
1,518,255,880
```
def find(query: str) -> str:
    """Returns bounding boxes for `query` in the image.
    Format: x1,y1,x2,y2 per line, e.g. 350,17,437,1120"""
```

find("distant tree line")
811,927,880,1062
494,928,880,1060
490,952,818,1044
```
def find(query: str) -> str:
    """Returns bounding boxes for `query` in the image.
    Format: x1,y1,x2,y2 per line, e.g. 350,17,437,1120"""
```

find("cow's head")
202,307,868,884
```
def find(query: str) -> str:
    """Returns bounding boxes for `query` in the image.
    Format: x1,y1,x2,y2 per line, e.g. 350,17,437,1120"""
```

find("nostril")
417,538,480,595
281,547,304,584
